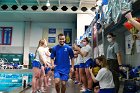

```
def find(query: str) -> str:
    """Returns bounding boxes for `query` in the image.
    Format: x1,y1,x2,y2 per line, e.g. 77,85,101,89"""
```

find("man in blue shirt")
50,33,74,93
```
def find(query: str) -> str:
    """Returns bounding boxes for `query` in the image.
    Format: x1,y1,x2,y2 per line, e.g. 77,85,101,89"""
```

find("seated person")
92,59,100,93
89,55,115,93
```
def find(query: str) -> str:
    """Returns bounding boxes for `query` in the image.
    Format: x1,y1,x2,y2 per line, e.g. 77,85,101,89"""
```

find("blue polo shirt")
50,44,74,74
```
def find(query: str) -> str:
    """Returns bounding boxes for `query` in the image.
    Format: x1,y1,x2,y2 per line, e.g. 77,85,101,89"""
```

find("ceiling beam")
79,0,82,7
36,0,41,6
1,6,94,14
58,0,61,6
15,0,21,5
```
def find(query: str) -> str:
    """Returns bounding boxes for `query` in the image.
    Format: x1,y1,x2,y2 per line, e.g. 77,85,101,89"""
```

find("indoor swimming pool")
0,70,32,92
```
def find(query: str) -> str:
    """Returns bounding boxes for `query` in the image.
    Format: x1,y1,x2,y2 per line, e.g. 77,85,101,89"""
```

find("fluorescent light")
46,0,50,6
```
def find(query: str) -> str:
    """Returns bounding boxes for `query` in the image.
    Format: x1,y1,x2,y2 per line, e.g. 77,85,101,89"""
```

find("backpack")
123,80,137,93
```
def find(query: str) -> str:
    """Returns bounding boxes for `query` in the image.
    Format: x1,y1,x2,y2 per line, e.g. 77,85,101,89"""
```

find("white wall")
0,22,76,53
30,22,76,47
0,22,24,47
125,31,140,67
77,13,95,40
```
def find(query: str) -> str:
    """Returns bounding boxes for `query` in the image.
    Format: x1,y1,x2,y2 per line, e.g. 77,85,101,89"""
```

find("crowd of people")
31,33,118,93
31,11,140,93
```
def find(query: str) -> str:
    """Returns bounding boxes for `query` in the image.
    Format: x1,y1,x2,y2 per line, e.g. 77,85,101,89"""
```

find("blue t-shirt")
50,44,74,74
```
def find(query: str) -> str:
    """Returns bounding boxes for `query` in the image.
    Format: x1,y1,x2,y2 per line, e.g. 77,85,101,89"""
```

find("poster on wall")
0,27,12,45
125,34,133,54
43,28,63,47
64,29,72,46
48,37,56,43
48,28,56,34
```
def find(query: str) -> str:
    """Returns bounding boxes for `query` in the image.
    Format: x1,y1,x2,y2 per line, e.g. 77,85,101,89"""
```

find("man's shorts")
54,70,69,81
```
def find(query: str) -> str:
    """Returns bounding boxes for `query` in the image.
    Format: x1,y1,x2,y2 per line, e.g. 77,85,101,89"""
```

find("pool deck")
0,69,81,93
10,79,81,93
0,69,32,73
21,83,80,93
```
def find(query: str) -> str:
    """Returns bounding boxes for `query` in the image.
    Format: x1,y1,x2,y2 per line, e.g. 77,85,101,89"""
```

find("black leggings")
107,59,120,93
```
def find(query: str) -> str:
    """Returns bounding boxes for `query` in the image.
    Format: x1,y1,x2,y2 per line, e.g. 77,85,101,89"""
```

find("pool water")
0,72,32,92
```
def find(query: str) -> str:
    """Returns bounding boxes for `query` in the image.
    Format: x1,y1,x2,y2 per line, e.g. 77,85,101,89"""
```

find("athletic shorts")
79,63,85,68
45,67,51,74
54,71,69,81
32,60,41,69
85,58,96,68
99,88,115,93
74,65,79,68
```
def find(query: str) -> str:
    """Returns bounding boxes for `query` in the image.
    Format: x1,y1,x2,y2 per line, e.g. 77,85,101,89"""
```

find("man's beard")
59,43,64,46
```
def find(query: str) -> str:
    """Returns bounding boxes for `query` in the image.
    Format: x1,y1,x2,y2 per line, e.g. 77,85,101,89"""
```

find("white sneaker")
68,78,72,81
67,78,73,87
80,87,86,92
80,88,86,92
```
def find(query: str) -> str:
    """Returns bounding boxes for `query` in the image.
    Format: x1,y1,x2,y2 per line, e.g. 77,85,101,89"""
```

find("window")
0,27,12,45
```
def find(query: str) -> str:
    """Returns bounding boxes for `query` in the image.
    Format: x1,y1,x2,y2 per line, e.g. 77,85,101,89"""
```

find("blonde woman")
89,55,115,93
32,39,51,93
39,39,52,90
32,39,47,93
44,40,52,87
